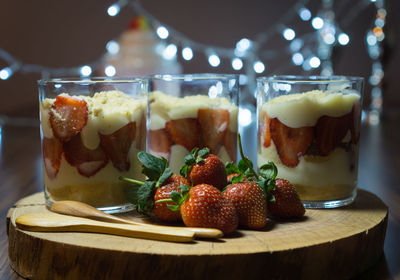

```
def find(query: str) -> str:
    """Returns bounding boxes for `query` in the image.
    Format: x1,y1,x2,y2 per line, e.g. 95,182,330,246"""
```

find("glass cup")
148,74,239,173
257,75,363,208
38,78,148,213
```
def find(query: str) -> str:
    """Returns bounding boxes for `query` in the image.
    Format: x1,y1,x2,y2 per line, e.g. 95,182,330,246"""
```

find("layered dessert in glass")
38,78,147,213
257,76,363,208
148,74,239,173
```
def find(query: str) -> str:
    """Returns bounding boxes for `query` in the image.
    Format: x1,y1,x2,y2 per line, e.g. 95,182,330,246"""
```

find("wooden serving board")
7,189,387,280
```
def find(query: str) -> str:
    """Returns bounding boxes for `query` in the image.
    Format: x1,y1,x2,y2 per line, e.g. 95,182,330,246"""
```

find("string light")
299,8,312,21
253,61,265,73
338,33,350,45
309,56,321,68
106,40,120,54
0,67,12,80
292,53,304,65
208,54,221,67
156,26,169,39
0,0,387,112
312,17,324,29
163,44,177,60
232,58,243,71
105,65,116,77
80,65,92,77
181,47,193,61
107,4,120,17
283,28,296,40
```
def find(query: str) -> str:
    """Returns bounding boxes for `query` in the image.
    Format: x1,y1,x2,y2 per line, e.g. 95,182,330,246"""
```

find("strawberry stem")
237,133,260,180
119,176,144,186
155,198,173,203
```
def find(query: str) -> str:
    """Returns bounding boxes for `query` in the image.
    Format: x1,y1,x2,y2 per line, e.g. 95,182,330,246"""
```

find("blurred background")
0,0,398,123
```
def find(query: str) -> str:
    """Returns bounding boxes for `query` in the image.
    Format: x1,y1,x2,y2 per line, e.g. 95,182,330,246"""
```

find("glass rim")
38,77,148,85
152,73,238,81
257,75,364,84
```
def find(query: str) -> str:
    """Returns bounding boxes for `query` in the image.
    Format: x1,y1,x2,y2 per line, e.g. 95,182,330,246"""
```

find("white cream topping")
262,90,360,128
149,91,238,131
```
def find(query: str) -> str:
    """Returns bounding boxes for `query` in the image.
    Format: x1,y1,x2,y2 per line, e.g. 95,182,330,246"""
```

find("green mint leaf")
259,162,278,180
225,162,239,175
167,204,180,212
137,151,166,180
156,167,173,188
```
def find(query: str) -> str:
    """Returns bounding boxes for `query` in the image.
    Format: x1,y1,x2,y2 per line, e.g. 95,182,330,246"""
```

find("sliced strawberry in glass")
261,112,272,148
99,122,136,172
42,137,63,179
63,134,108,177
148,128,172,154
198,108,229,154
165,118,201,151
270,118,314,167
315,113,351,156
49,95,88,142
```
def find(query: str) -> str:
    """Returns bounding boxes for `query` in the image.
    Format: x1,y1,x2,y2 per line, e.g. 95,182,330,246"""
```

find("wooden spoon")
16,212,194,243
51,200,223,239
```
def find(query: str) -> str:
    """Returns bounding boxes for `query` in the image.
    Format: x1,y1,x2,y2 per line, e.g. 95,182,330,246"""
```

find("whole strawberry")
152,174,189,222
223,182,267,229
268,178,305,218
121,152,188,222
180,184,238,235
152,183,181,222
180,148,227,190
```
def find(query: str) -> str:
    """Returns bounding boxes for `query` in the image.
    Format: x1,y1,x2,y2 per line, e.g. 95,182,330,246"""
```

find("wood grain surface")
7,190,387,280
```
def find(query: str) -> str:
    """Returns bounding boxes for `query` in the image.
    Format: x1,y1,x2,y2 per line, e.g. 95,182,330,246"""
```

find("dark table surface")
0,118,399,279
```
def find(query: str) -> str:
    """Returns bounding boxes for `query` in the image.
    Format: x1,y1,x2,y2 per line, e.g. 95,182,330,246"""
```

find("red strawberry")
180,184,238,235
223,182,267,229
270,118,313,167
148,128,172,155
167,174,190,187
315,113,351,156
42,137,63,179
226,173,251,184
261,112,272,148
165,118,201,151
268,178,305,218
350,102,361,144
49,95,88,142
184,149,227,190
152,174,190,222
198,108,229,154
223,130,237,162
99,122,136,172
152,183,182,222
63,133,108,177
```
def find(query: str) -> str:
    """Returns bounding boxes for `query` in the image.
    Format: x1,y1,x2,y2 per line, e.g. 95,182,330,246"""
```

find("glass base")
302,189,357,209
45,192,135,214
